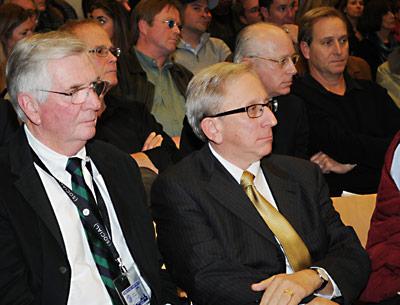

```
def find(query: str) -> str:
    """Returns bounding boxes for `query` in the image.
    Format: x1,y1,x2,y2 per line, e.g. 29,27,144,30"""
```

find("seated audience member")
152,62,370,305
5,0,39,23
293,6,400,196
0,31,178,305
173,0,231,75
34,0,76,32
234,0,263,25
117,0,193,138
0,99,19,145
259,0,298,44
88,0,133,96
360,130,400,305
180,22,309,159
62,20,181,200
377,48,400,108
208,0,243,51
0,3,35,94
356,0,398,80
336,0,364,55
89,0,131,55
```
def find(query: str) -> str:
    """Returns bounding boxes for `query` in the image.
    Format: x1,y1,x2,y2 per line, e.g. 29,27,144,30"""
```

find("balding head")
234,22,289,62
234,22,297,97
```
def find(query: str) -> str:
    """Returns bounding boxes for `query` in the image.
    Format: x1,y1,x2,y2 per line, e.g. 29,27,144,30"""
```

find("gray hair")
234,22,286,63
186,62,255,141
6,31,88,122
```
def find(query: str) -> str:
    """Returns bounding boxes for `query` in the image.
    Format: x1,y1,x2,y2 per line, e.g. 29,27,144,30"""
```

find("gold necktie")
240,171,312,271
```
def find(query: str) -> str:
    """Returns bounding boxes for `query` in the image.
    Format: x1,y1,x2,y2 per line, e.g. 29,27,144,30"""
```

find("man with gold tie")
151,62,370,305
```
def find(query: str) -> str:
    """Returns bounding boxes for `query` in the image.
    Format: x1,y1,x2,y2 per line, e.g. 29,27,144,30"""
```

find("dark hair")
298,6,347,45
358,0,393,34
258,0,272,10
89,0,132,53
131,0,182,44
0,3,31,56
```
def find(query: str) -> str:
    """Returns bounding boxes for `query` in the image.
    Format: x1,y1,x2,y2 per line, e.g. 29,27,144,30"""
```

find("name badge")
114,267,150,305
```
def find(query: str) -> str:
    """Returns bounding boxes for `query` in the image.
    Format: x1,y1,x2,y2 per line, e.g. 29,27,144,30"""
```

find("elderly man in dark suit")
0,31,178,305
152,62,370,305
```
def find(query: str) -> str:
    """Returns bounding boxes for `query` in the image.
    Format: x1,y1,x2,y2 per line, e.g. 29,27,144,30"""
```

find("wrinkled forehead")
311,16,347,38
47,53,98,88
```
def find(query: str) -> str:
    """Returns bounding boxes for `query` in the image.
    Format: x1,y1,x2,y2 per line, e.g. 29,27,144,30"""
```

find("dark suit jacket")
179,94,309,159
151,145,370,305
96,94,181,172
0,128,178,305
0,99,18,146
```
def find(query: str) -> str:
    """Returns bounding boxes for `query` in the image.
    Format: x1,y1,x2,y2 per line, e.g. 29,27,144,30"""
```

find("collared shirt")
391,143,400,190
135,48,186,137
25,125,151,305
173,33,231,75
209,143,341,300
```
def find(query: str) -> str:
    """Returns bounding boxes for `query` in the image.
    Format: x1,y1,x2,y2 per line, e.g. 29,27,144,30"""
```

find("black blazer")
151,145,370,305
0,128,177,305
0,99,19,146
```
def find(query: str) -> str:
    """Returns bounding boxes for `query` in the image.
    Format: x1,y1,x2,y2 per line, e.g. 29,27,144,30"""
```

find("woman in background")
0,3,35,95
336,0,364,54
356,0,398,80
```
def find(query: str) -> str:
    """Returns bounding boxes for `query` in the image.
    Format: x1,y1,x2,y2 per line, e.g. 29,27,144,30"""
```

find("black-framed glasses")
39,80,110,105
207,99,278,119
248,54,300,68
89,46,121,58
161,19,182,31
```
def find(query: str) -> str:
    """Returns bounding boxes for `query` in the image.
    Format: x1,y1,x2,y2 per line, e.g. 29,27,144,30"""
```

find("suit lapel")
11,128,66,252
201,147,277,244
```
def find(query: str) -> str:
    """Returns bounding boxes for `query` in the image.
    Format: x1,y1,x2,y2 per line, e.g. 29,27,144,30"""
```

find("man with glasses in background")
180,23,309,159
152,62,370,305
0,31,179,305
118,0,193,140
61,19,181,202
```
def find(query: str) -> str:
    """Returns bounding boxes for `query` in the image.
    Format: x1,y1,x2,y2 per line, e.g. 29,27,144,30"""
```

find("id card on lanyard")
31,151,151,305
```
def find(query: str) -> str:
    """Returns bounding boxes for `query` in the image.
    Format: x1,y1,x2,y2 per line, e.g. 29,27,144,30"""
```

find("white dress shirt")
391,143,400,190
25,126,151,305
209,144,341,299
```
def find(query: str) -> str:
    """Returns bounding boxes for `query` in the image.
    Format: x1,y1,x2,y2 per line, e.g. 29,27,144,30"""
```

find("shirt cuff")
312,266,342,299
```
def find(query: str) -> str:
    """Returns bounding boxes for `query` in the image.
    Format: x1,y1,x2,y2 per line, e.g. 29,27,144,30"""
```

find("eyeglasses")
248,54,300,68
89,46,121,58
161,19,182,31
39,80,110,105
207,99,278,119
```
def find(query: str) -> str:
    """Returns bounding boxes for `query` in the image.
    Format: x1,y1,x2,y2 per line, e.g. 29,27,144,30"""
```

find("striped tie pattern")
66,158,122,305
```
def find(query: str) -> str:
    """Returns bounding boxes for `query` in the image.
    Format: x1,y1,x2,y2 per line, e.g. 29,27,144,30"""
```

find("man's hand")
131,152,159,174
252,269,322,305
142,132,163,151
307,297,339,305
310,152,356,174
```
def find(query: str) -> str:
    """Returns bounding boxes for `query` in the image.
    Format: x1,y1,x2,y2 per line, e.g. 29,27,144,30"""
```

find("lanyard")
31,150,128,274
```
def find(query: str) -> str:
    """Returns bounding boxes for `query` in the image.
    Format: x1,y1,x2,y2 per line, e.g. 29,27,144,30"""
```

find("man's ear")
201,117,223,144
300,41,311,60
138,19,149,36
18,93,41,125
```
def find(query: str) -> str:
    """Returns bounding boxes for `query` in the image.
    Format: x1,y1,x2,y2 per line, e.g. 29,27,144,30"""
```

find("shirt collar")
209,143,261,184
25,124,87,176
178,32,210,54
134,47,173,70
